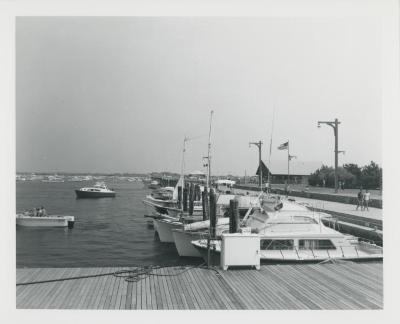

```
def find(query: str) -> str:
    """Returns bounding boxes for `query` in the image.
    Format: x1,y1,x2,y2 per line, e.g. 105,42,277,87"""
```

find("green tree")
360,161,382,189
343,163,362,187
309,165,356,188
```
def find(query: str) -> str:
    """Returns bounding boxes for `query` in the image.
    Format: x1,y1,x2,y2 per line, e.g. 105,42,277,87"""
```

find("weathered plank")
16,261,383,310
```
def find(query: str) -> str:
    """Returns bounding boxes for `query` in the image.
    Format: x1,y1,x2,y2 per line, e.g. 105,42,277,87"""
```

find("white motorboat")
75,182,116,198
153,218,184,242
171,195,310,258
16,213,75,228
191,209,382,263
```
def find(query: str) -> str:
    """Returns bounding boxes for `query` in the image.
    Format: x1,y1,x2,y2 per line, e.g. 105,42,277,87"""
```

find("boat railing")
273,244,382,260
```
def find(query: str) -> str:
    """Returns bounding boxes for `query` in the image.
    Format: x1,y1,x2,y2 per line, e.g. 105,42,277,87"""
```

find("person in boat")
274,196,283,211
37,207,42,217
40,206,47,217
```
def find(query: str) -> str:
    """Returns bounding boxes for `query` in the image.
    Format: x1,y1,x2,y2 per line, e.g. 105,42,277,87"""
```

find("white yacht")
191,208,383,263
171,195,309,258
75,182,116,198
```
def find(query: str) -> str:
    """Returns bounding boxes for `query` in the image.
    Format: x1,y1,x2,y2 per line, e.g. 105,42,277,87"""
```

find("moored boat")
16,214,75,228
191,209,383,264
75,182,116,198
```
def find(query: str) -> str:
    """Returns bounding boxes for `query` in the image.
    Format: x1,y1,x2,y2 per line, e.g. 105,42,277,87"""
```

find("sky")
16,17,382,175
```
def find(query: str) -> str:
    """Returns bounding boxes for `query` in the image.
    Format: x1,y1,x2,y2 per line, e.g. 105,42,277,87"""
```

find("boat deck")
16,261,382,309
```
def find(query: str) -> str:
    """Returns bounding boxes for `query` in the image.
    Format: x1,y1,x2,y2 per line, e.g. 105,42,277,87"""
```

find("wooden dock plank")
185,267,211,309
16,262,383,310
22,268,54,309
36,267,70,309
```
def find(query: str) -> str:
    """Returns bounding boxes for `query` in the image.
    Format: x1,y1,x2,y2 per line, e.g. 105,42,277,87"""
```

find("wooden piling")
189,184,194,216
183,187,188,212
202,188,209,221
177,186,182,209
209,189,217,239
194,185,200,201
229,199,240,233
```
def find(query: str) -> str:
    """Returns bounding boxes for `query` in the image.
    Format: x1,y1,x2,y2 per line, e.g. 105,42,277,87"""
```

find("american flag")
277,142,288,150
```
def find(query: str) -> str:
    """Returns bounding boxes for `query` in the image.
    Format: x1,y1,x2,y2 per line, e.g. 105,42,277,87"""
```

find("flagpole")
287,140,290,185
267,107,275,186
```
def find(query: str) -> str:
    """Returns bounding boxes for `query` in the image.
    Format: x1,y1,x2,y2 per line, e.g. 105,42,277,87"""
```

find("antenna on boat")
205,110,214,189
181,134,207,209
180,136,188,208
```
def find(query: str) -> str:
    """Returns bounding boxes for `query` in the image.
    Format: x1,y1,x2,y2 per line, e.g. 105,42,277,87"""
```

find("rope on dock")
16,263,208,286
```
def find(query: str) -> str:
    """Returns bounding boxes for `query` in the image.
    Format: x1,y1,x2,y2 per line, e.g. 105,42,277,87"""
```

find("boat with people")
16,208,75,228
75,182,116,198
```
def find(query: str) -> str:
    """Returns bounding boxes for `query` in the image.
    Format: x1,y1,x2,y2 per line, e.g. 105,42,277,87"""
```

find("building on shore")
256,160,322,185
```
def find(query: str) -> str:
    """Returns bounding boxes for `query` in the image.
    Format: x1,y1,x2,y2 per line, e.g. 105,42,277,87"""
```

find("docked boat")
191,208,383,264
75,182,116,198
171,196,310,258
16,213,75,228
172,218,231,257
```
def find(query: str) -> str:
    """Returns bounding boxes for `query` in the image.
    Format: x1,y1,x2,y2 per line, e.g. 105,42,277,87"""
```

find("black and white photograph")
1,0,399,322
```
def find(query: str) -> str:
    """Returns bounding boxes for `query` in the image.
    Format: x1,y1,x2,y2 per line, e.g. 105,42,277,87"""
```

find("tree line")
308,161,382,189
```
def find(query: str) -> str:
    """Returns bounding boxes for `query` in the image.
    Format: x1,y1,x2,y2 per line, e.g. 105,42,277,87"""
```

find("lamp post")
249,141,263,191
317,118,343,193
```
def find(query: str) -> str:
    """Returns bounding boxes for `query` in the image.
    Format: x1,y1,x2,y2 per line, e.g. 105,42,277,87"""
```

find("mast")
267,107,275,185
180,136,187,208
287,140,290,184
206,110,214,189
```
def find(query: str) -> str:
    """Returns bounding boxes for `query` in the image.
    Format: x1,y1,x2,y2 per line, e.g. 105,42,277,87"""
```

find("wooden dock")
16,261,383,310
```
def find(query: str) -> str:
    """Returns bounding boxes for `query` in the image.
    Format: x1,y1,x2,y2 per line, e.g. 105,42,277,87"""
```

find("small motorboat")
16,213,75,228
75,182,116,198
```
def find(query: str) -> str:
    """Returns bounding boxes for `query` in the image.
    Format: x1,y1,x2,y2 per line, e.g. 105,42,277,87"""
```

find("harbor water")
16,180,189,268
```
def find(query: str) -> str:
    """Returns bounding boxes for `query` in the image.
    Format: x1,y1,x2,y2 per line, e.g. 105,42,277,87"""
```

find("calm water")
16,180,191,268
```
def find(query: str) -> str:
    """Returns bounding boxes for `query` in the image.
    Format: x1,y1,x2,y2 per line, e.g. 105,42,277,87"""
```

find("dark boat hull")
75,190,116,198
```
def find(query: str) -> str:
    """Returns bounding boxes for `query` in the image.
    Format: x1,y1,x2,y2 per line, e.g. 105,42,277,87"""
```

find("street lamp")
249,141,263,191
317,118,344,193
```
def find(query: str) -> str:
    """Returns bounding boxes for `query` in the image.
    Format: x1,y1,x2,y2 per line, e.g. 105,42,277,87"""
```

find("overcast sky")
16,17,382,175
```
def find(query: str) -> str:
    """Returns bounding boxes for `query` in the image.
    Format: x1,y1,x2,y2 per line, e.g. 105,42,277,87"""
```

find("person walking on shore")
356,189,363,211
364,190,370,211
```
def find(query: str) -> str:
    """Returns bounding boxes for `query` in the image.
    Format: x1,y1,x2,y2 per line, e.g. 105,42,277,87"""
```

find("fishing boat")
16,213,75,228
142,185,180,215
191,209,383,264
75,182,116,198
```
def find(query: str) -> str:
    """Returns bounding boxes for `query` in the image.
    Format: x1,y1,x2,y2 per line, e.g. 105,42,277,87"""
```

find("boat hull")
153,219,183,243
75,190,116,198
172,230,204,257
16,215,75,228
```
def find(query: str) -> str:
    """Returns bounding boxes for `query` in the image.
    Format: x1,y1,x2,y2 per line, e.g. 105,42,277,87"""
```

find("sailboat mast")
206,110,214,188
267,107,275,185
181,137,187,207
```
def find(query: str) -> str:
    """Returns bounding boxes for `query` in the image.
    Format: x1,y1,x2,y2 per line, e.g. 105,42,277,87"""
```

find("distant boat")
16,213,75,228
42,175,65,183
148,180,160,189
75,182,116,198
